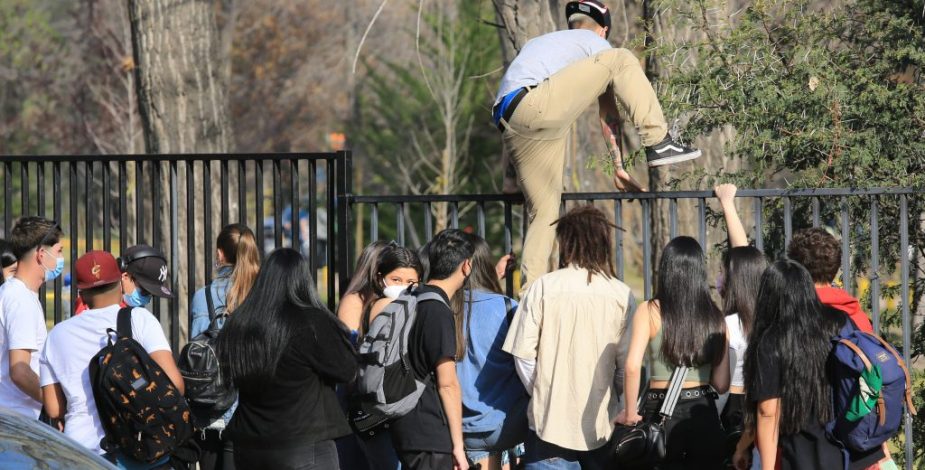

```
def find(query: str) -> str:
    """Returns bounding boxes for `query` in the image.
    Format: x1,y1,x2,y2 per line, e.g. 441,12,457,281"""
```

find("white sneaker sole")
647,149,702,167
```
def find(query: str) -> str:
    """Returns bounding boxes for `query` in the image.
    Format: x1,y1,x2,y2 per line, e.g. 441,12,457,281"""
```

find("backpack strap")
839,339,888,426
859,332,918,417
504,296,514,323
658,365,689,419
415,291,448,306
204,283,216,322
116,307,133,340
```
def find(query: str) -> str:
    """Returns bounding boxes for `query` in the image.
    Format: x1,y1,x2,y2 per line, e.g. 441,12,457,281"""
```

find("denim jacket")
189,265,236,426
190,266,233,337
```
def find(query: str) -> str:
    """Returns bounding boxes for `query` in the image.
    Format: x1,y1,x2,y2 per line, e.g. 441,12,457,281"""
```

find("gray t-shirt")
494,29,611,105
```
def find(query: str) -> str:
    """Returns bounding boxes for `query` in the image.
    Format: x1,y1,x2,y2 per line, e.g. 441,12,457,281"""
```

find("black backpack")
89,307,194,463
177,284,237,426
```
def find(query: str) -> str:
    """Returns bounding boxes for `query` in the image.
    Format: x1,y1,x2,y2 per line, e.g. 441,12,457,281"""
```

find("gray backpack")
352,286,446,429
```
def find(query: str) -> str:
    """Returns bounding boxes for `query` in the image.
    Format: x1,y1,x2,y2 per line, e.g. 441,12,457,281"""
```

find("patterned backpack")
89,307,194,463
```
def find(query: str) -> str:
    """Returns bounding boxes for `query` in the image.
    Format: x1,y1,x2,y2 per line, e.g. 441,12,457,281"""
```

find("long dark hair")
722,246,767,335
654,236,725,367
216,248,328,392
344,241,392,304
743,259,832,434
452,233,504,359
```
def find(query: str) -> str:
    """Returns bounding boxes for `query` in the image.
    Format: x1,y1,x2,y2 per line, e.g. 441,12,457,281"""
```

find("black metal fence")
0,152,347,354
1,151,920,465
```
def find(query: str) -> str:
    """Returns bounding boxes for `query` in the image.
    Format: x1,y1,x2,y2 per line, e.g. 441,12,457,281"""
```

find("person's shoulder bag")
611,365,689,468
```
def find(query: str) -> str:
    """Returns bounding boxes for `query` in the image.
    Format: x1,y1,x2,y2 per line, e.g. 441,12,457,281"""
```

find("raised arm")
715,184,748,247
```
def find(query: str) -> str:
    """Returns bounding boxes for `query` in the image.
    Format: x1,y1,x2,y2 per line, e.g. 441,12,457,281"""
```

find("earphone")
117,246,166,272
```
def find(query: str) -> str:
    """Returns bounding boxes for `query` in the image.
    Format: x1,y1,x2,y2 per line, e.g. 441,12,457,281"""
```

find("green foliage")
352,0,501,197
0,0,67,154
351,0,503,245
656,0,925,188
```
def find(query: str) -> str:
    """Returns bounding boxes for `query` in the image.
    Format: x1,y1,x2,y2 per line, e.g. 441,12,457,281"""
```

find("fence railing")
0,152,348,354
2,150,920,465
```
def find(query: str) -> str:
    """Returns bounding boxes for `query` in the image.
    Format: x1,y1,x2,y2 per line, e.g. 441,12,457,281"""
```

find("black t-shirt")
390,285,457,453
227,306,359,448
751,342,844,470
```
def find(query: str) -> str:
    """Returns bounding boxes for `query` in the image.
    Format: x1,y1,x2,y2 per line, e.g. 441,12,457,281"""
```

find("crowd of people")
0,182,901,470
0,1,910,468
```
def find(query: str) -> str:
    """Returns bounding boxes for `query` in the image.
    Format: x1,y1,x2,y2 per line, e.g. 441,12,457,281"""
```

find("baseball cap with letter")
565,1,612,38
119,245,174,299
75,251,122,290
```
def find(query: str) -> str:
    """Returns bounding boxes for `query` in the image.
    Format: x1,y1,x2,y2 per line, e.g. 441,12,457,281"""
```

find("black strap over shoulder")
116,307,133,340
504,296,514,323
204,283,216,322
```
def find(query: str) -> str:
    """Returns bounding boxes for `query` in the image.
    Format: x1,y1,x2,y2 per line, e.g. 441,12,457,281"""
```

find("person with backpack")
359,229,471,470
615,236,730,470
186,223,260,470
216,248,358,469
39,250,186,469
787,228,874,333
504,205,634,469
339,242,422,470
0,217,65,420
455,232,528,470
72,245,174,315
742,260,844,470
358,244,425,337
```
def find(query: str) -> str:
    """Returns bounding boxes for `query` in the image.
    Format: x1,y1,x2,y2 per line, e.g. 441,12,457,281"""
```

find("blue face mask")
124,289,153,308
43,255,65,282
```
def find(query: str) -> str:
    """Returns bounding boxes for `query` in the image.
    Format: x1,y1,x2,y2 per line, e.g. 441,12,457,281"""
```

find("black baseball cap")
565,1,612,38
121,245,174,299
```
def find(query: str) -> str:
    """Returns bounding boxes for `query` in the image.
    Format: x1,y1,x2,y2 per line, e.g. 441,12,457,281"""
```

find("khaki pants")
502,48,668,286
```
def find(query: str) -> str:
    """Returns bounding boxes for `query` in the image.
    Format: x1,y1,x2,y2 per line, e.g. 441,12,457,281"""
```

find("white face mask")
383,285,407,299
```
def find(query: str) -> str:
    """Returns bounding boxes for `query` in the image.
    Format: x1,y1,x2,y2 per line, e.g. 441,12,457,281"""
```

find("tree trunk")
128,0,231,154
128,0,233,344
492,0,565,64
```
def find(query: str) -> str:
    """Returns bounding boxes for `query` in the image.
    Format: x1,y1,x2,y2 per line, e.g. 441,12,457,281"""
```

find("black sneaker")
645,136,702,167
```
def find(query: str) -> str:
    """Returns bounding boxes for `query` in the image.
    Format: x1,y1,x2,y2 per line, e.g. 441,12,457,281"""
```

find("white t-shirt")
495,29,612,104
725,314,748,388
0,277,47,418
39,304,170,455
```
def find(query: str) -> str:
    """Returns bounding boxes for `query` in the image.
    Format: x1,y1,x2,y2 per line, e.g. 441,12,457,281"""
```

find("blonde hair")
217,224,261,312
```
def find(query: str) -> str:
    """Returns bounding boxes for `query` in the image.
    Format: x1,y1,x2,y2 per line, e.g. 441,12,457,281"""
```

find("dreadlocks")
554,205,618,283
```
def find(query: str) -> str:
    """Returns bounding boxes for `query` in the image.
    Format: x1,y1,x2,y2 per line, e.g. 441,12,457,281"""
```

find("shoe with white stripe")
645,137,702,167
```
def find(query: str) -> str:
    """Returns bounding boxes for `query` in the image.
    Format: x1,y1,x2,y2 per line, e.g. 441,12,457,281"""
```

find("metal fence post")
335,150,354,310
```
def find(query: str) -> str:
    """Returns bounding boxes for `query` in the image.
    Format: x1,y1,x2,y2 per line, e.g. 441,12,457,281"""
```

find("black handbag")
611,365,689,468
